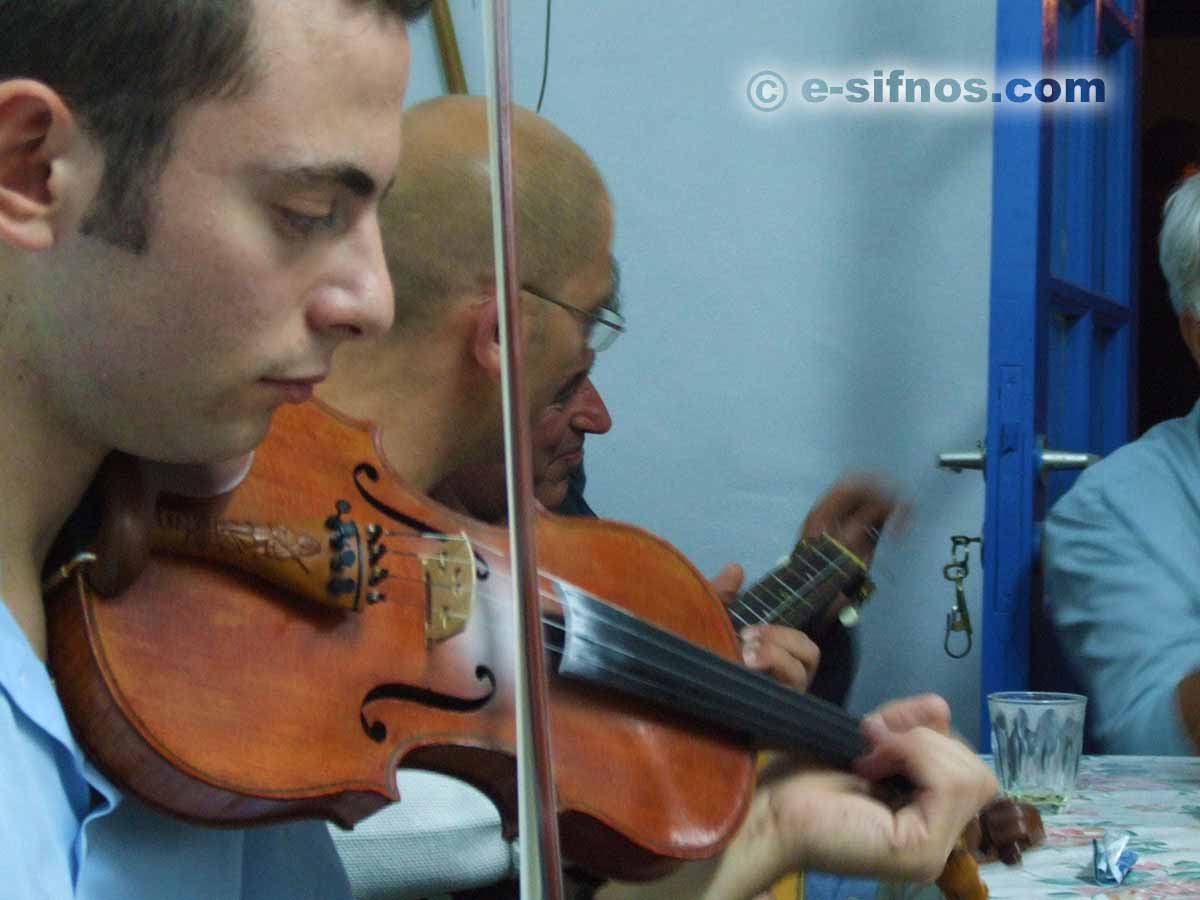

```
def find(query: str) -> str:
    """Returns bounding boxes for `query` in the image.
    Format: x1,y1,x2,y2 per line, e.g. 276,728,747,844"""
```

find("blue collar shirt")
1045,398,1200,754
0,599,351,899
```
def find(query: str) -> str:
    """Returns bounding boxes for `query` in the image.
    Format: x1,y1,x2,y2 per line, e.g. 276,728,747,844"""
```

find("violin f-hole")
359,666,497,743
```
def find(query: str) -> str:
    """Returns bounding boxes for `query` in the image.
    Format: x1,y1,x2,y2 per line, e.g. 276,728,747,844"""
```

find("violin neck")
726,533,873,633
551,584,866,765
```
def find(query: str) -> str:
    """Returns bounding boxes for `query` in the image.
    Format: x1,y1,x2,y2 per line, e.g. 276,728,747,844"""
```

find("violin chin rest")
89,452,151,598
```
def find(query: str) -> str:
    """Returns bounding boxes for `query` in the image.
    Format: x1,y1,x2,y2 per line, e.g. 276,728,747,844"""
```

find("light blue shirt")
0,598,352,899
1044,398,1200,755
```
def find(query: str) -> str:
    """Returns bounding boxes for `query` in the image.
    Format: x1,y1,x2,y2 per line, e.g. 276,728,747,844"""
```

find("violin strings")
534,604,864,752
379,547,865,752
374,536,470,557
533,642,854,753
527,591,864,750
542,628,864,758
364,528,863,749
534,626,865,754
377,574,443,589
379,529,465,542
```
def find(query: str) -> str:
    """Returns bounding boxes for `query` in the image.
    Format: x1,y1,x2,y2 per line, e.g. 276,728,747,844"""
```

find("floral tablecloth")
979,755,1200,899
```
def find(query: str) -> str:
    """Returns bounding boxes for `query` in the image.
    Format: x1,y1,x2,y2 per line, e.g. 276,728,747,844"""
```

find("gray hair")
1160,173,1200,316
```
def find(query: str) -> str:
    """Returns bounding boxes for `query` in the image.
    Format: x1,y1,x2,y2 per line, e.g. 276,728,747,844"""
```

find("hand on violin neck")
763,726,997,885
860,693,952,743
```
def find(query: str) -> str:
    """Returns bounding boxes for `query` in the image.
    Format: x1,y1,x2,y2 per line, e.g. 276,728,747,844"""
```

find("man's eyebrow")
254,163,383,198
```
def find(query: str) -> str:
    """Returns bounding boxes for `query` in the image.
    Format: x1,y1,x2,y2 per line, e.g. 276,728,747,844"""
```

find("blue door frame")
981,0,1142,747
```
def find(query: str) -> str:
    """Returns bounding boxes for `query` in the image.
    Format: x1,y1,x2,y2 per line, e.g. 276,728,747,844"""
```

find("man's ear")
0,80,83,252
1180,308,1200,372
471,294,503,380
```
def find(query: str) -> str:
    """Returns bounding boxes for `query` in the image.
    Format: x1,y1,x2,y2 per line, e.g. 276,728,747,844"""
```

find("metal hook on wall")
942,535,980,659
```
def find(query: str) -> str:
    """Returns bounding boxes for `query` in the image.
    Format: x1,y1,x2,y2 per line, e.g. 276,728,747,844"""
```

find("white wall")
405,1,996,746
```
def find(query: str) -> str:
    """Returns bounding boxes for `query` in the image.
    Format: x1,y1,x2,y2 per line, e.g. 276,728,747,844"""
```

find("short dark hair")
0,0,430,253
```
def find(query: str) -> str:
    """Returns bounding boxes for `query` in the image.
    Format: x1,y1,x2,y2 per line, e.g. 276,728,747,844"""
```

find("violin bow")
480,2,565,898
432,0,468,94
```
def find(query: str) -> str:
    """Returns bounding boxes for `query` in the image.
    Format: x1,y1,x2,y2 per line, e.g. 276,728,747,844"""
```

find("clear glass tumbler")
988,691,1087,812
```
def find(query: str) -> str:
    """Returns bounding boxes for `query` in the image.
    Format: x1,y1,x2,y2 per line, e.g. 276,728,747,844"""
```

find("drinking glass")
988,691,1087,811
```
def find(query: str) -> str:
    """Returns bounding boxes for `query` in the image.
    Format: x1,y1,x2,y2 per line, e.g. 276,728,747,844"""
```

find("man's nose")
306,217,395,340
573,377,612,435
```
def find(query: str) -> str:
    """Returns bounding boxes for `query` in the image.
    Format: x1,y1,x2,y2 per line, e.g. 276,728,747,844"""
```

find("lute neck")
726,533,873,634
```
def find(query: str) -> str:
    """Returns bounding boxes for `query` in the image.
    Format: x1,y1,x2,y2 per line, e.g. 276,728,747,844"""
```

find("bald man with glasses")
316,95,995,900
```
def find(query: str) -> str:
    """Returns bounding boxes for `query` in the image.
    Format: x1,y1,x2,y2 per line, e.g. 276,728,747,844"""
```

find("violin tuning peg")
336,499,351,515
366,523,382,544
366,591,386,604
326,577,356,597
330,549,356,572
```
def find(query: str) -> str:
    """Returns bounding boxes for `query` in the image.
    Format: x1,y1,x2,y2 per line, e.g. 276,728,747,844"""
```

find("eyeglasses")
524,288,626,352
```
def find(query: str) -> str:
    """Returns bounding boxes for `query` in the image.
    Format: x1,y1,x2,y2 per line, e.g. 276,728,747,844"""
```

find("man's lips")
259,373,327,404
556,447,584,468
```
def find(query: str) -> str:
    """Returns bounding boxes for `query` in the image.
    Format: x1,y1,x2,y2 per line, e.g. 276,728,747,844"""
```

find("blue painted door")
981,0,1143,746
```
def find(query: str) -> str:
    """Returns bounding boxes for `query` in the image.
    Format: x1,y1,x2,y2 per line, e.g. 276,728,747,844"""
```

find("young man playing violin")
316,94,998,900
0,1,430,897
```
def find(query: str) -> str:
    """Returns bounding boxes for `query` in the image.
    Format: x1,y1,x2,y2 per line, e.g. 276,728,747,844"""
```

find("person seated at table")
317,94,996,899
1045,172,1200,755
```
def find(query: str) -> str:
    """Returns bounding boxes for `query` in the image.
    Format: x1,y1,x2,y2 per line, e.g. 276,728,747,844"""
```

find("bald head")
382,95,612,332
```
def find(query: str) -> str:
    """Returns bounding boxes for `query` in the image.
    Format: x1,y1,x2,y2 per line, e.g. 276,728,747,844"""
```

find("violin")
46,399,892,882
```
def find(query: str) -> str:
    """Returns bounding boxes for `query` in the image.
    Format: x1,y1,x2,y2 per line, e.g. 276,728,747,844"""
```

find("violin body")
47,400,754,880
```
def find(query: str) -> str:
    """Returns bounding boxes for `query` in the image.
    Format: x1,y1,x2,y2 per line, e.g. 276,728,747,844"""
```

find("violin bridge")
422,532,476,643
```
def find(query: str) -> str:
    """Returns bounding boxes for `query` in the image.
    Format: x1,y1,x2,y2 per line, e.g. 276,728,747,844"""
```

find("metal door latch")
943,535,981,658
